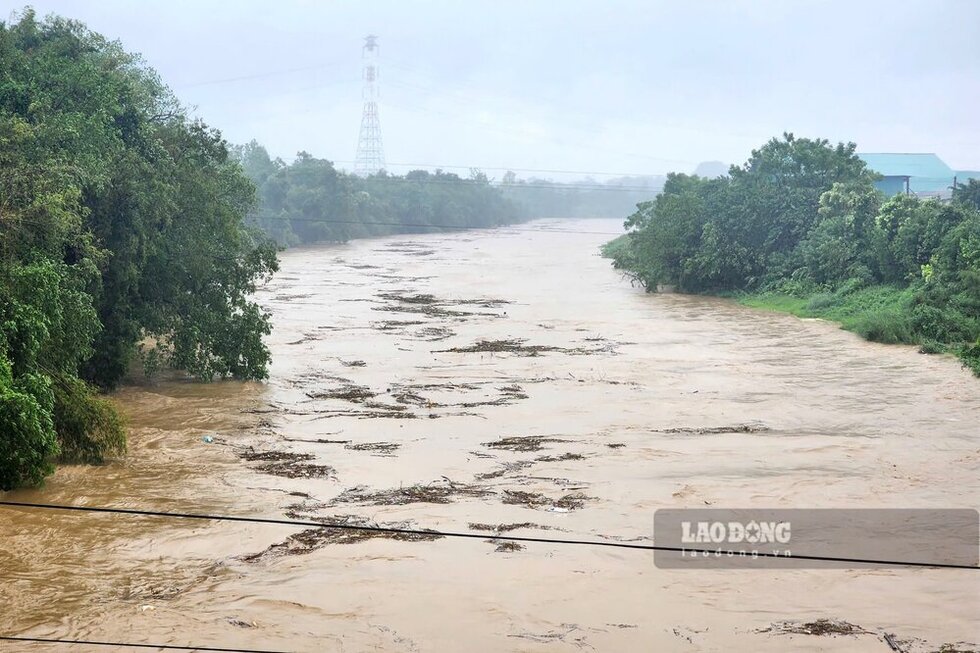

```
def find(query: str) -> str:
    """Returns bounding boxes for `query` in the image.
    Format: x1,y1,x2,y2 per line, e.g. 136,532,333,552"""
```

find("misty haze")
0,2,978,652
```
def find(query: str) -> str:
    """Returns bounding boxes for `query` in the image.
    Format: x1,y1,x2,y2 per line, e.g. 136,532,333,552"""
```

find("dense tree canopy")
235,141,522,245
0,11,277,488
608,134,980,374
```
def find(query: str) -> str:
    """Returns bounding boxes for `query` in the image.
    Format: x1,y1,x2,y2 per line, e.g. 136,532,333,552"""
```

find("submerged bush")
849,309,915,344
958,342,980,376
52,375,125,464
0,361,58,490
806,292,836,310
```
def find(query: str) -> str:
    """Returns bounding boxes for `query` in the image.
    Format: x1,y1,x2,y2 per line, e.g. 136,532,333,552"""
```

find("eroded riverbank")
2,218,978,652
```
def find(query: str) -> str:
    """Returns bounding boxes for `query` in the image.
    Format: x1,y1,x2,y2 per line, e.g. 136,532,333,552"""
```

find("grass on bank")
738,284,980,375
601,238,980,376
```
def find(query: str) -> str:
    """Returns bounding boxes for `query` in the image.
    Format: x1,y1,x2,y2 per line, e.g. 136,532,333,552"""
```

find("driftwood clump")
536,453,585,462
330,479,494,506
236,447,335,479
502,490,590,511
385,381,529,411
241,515,443,562
493,541,525,552
345,441,401,456
475,459,535,481
438,339,562,356
659,424,770,435
306,384,376,402
372,291,506,319
760,619,870,636
437,338,619,356
468,521,541,533
483,435,570,453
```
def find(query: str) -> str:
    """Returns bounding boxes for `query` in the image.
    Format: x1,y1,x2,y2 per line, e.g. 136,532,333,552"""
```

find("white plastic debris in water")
138,605,155,613
202,435,215,443
546,506,569,513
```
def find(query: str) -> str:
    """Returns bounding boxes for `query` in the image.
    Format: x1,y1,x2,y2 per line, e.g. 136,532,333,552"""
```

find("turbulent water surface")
2,218,978,652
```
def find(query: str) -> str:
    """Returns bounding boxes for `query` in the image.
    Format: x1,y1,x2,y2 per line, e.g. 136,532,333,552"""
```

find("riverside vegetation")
605,134,980,375
0,10,547,489
0,11,281,488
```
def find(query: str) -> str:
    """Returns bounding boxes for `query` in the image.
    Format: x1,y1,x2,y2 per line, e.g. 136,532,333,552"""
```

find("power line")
1,501,976,569
0,636,291,653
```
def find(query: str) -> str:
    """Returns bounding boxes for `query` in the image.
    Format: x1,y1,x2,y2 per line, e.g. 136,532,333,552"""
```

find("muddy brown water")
1,218,978,652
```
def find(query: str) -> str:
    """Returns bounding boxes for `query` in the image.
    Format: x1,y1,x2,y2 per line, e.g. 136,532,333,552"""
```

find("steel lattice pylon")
354,35,385,176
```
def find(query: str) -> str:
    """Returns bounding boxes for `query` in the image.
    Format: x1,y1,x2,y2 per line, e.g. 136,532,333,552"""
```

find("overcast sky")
5,0,979,179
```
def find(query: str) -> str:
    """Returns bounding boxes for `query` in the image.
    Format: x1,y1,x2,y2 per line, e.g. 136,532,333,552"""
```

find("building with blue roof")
857,153,957,198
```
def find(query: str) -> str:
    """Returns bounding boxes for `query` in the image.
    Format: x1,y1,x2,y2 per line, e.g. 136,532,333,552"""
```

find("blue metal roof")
857,153,954,178
955,170,980,181
857,153,955,194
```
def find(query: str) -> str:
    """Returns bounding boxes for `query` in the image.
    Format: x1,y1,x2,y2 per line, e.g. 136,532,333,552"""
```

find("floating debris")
241,515,442,562
237,447,335,479
502,490,590,511
437,338,618,356
493,541,525,552
331,479,493,506
414,326,455,341
760,619,870,636
660,424,770,435
475,459,534,480
483,435,570,453
372,292,508,319
467,522,547,533
536,453,585,462
439,339,562,356
345,441,401,456
306,384,376,403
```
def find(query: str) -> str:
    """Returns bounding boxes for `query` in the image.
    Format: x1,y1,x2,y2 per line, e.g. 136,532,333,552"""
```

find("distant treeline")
235,142,521,246
606,133,980,374
0,11,277,488
235,142,660,246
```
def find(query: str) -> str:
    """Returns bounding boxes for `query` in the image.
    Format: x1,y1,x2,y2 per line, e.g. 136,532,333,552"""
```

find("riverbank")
602,235,980,377
737,284,979,376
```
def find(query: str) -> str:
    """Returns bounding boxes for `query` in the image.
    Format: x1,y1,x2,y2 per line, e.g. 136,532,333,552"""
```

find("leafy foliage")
609,133,980,375
234,142,521,245
0,10,278,487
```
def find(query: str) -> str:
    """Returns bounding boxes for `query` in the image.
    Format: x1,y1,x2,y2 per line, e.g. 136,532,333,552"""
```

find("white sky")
6,0,979,179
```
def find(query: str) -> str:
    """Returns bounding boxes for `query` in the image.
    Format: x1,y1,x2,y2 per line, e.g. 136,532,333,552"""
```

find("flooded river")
2,218,978,652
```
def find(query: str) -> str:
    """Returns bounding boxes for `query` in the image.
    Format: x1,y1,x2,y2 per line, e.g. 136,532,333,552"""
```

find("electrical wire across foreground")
1,500,976,570
0,635,293,653
1,500,975,652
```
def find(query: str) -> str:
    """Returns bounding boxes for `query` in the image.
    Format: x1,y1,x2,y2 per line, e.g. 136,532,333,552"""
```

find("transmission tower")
354,34,385,175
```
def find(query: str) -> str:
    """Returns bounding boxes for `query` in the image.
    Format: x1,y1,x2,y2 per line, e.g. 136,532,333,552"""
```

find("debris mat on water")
483,435,571,452
306,384,376,402
659,424,770,435
502,490,590,510
330,479,494,506
345,441,401,455
236,447,335,479
759,619,870,636
241,515,443,562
